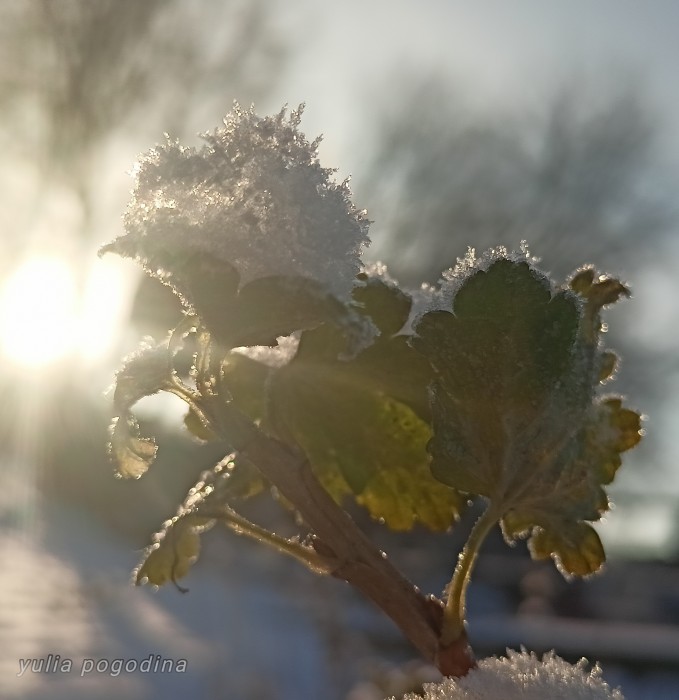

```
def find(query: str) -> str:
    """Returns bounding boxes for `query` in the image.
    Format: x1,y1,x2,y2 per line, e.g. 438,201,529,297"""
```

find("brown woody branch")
208,401,475,676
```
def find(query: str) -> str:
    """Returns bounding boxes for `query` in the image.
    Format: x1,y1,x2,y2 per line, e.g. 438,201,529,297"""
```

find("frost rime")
108,104,370,301
395,650,624,700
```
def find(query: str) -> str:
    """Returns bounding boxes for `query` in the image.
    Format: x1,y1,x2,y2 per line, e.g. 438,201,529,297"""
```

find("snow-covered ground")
1,502,328,700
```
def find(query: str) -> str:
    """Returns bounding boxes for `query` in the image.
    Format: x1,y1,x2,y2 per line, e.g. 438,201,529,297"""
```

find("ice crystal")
107,103,370,301
232,333,301,368
361,261,398,285
437,243,539,310
406,243,542,333
395,650,624,700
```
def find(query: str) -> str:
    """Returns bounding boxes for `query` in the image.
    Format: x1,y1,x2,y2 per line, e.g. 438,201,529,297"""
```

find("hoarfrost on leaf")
232,333,301,368
108,340,173,478
266,273,464,530
412,254,642,577
394,649,624,699
101,103,370,303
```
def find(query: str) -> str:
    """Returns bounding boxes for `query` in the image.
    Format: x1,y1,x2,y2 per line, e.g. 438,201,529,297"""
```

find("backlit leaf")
110,416,157,480
269,276,463,530
219,352,273,422
529,523,605,578
220,275,359,349
135,514,214,588
103,225,371,351
413,255,642,576
108,341,173,478
136,455,264,588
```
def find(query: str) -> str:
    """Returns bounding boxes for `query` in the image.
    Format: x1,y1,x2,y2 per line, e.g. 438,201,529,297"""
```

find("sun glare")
0,257,77,367
0,255,128,369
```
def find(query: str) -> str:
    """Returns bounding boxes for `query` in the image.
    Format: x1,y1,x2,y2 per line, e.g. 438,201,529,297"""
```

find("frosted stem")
203,505,332,575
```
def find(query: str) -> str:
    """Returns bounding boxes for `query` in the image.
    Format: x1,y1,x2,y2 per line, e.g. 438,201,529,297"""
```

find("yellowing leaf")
586,397,643,485
269,276,463,530
358,460,462,532
108,342,172,478
109,417,157,479
135,515,214,588
135,455,267,589
529,523,605,577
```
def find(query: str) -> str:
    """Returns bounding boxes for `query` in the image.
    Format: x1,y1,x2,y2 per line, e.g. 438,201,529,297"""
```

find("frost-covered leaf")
412,255,642,575
101,105,373,350
100,242,241,337
269,277,463,530
108,341,173,478
217,274,370,350
529,522,605,578
101,104,369,304
135,514,214,588
413,258,582,497
136,455,264,588
113,341,173,409
499,396,641,576
354,269,412,336
598,350,618,383
584,397,642,485
110,416,158,480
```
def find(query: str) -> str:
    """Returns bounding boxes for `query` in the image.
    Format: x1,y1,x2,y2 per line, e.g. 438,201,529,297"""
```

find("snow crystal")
232,333,301,368
406,243,546,329
437,243,539,310
394,650,624,700
110,104,370,301
361,261,398,285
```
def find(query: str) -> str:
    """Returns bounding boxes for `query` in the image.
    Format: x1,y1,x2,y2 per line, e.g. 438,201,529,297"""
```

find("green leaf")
221,275,357,349
269,277,463,531
108,342,173,478
103,223,368,352
413,256,642,575
100,241,241,331
353,271,412,336
219,352,273,421
413,259,583,498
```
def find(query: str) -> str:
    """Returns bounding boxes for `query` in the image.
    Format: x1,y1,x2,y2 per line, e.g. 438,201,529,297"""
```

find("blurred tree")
0,0,286,240
359,77,675,285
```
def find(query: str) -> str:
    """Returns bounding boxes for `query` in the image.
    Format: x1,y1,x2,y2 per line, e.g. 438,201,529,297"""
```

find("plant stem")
440,501,499,647
182,338,475,674
206,400,447,666
204,504,332,575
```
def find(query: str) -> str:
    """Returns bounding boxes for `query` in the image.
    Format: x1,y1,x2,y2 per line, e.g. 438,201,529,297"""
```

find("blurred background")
1,1,679,698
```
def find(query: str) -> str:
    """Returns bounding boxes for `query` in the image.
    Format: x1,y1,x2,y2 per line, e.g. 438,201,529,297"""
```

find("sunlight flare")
0,254,129,369
0,256,77,367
